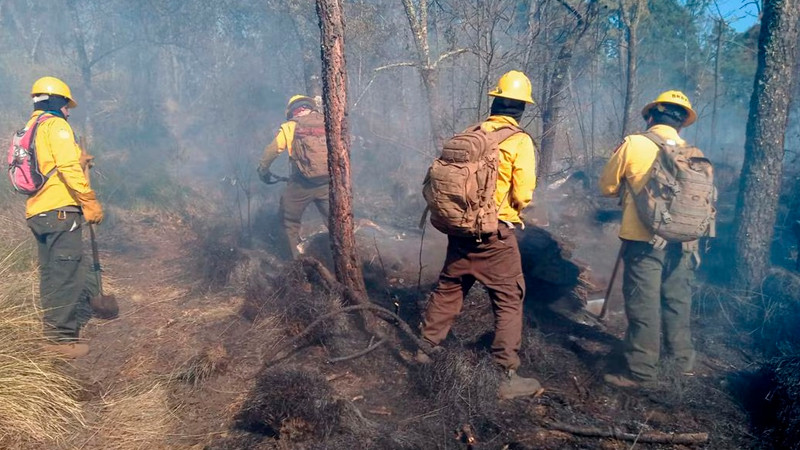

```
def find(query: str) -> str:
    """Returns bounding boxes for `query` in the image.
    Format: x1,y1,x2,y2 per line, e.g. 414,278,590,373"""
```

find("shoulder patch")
58,129,71,140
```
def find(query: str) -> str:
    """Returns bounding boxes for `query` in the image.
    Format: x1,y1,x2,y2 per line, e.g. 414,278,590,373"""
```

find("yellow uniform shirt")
257,120,298,174
598,124,687,242
482,115,537,224
25,111,92,218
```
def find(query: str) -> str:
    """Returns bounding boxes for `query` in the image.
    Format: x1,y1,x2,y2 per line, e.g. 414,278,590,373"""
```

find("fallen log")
545,421,709,445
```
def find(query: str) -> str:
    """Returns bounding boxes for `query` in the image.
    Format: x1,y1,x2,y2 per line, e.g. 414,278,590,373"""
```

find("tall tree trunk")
539,0,599,182
620,0,644,138
710,18,724,152
733,0,799,291
316,0,368,299
67,0,94,141
288,0,322,97
401,0,448,150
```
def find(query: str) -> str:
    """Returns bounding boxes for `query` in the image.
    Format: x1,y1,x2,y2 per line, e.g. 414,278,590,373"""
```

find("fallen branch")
264,303,430,364
545,421,709,445
327,338,387,363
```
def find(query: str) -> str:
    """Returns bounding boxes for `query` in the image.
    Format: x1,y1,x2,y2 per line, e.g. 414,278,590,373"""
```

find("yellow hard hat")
641,90,696,127
31,76,77,108
285,95,315,119
488,70,534,104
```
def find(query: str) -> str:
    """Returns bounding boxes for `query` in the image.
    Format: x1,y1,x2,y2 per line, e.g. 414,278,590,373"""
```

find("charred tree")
539,0,600,182
316,0,368,300
733,0,799,291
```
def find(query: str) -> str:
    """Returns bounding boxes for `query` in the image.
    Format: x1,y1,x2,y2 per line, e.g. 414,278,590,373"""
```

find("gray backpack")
632,131,716,243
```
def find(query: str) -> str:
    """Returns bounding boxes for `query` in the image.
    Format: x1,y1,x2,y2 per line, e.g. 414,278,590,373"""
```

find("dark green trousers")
622,239,696,381
28,211,90,342
279,177,330,258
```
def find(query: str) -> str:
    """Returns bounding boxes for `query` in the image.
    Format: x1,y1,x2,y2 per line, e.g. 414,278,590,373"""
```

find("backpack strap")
30,113,58,178
486,124,524,146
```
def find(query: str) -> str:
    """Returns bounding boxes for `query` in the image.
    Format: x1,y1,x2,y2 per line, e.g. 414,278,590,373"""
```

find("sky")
714,0,760,31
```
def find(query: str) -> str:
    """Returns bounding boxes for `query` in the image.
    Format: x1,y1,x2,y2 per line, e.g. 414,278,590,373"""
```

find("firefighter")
599,90,700,387
24,76,103,358
417,71,542,399
257,95,329,258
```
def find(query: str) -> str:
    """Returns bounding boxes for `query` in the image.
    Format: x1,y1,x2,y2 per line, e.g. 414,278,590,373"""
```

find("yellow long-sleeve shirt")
257,120,298,175
482,115,537,224
598,124,687,242
25,111,92,218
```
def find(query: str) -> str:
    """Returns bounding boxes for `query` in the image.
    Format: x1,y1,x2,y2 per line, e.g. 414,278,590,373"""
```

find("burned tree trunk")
733,0,799,291
316,0,368,299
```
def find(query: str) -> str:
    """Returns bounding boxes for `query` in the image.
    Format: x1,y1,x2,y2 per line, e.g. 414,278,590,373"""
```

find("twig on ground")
328,338,387,363
545,421,709,445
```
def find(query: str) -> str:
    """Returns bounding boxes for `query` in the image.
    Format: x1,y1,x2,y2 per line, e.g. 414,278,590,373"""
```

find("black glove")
257,167,273,184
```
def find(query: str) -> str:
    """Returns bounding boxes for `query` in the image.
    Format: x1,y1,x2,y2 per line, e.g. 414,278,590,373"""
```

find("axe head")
90,293,119,320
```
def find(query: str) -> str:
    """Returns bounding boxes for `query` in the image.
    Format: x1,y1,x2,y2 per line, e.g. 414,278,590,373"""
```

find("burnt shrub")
410,347,501,441
235,368,345,441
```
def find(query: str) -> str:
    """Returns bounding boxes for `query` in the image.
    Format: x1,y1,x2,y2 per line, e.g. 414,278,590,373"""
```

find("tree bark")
316,0,368,300
733,0,799,291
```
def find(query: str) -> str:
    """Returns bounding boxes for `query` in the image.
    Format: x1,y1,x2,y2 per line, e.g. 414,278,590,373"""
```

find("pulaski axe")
80,136,119,320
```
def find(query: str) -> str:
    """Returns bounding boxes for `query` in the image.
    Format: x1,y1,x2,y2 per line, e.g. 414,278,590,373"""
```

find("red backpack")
7,113,56,195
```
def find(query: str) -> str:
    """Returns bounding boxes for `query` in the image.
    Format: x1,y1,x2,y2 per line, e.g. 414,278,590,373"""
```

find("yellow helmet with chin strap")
488,70,534,104
31,76,78,108
641,90,697,127
285,95,315,119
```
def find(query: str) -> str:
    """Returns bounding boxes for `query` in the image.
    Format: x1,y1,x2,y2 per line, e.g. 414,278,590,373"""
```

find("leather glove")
76,190,104,224
80,152,95,171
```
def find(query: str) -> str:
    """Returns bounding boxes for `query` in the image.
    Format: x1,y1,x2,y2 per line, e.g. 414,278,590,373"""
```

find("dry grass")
0,249,85,447
81,381,174,450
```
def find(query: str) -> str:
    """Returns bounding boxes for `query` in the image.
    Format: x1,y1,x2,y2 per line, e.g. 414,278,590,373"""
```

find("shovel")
88,223,119,319
587,242,625,322
80,136,119,319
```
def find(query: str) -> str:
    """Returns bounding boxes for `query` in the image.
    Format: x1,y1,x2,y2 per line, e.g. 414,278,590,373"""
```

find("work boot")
603,373,639,388
603,373,659,389
498,370,543,399
43,342,90,359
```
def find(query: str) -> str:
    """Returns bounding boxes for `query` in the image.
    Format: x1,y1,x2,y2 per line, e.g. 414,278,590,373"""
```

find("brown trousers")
279,177,330,258
421,224,526,370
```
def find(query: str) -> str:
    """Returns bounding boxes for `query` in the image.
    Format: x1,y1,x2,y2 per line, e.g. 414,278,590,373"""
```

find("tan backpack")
290,111,329,182
632,131,716,243
422,123,522,238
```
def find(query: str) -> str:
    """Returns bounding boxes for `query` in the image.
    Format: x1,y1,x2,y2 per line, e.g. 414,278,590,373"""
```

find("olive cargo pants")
280,177,330,258
421,224,526,370
622,240,696,381
28,211,91,342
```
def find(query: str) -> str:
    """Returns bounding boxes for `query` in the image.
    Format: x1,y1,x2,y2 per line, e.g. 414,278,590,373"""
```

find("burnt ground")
53,194,765,450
